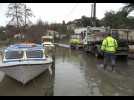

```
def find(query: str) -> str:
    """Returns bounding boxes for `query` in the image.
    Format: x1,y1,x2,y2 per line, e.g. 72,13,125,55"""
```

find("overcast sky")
0,3,133,26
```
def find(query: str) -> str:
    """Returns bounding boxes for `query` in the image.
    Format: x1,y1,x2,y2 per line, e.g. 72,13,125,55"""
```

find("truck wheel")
94,49,101,58
84,45,90,53
84,46,87,52
95,51,99,58
122,55,128,62
70,45,75,49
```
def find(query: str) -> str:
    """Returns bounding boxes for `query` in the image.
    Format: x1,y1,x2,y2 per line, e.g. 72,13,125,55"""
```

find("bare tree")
6,3,34,41
24,4,34,28
6,3,25,29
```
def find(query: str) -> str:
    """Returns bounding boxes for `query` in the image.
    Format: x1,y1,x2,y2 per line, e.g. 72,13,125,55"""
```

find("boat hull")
0,58,53,84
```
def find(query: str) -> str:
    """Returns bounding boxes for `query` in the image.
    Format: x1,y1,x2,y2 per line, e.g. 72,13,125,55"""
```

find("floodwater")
0,46,134,96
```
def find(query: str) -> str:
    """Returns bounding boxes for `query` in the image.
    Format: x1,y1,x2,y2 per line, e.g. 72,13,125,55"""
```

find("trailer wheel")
83,45,88,53
94,49,101,58
94,49,98,58
120,55,128,62
70,45,75,49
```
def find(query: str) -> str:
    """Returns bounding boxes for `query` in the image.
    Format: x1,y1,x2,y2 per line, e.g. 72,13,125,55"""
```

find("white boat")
41,36,55,51
0,43,53,84
42,42,55,49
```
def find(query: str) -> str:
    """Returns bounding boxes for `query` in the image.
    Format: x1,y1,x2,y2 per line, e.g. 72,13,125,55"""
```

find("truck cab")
70,27,87,49
83,26,106,54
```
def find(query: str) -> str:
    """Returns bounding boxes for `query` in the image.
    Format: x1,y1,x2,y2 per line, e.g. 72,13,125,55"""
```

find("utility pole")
91,3,96,27
91,3,93,26
93,3,96,27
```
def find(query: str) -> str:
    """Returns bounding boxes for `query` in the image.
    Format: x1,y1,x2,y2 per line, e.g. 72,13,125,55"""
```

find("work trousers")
104,52,116,67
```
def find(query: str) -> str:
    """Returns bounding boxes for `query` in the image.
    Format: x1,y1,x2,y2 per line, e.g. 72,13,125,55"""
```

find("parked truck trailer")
110,29,134,59
83,26,129,58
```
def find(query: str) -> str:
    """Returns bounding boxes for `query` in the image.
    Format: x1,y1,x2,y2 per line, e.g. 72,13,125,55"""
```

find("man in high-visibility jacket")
101,33,118,71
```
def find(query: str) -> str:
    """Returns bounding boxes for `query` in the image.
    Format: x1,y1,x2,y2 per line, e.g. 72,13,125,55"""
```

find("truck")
70,27,86,49
83,26,129,59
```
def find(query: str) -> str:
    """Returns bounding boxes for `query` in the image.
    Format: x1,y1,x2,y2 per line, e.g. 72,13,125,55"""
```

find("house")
67,21,78,31
45,30,60,38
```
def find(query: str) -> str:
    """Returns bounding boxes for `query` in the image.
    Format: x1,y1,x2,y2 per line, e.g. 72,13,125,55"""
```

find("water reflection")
54,47,134,96
54,47,98,96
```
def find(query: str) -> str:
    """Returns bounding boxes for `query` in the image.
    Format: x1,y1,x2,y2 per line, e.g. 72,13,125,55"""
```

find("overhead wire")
64,3,79,22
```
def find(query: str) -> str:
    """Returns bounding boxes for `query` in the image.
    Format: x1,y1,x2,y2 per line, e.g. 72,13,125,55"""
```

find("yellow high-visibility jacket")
101,36,118,53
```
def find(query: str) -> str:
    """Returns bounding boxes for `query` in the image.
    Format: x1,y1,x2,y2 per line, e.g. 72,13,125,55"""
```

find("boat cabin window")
5,51,23,59
26,50,43,58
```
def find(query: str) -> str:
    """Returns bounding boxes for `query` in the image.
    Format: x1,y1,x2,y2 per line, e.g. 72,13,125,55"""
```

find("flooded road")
0,46,134,96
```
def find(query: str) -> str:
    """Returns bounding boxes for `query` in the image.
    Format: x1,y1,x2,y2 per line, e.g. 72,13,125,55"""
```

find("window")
26,50,43,58
5,51,23,59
